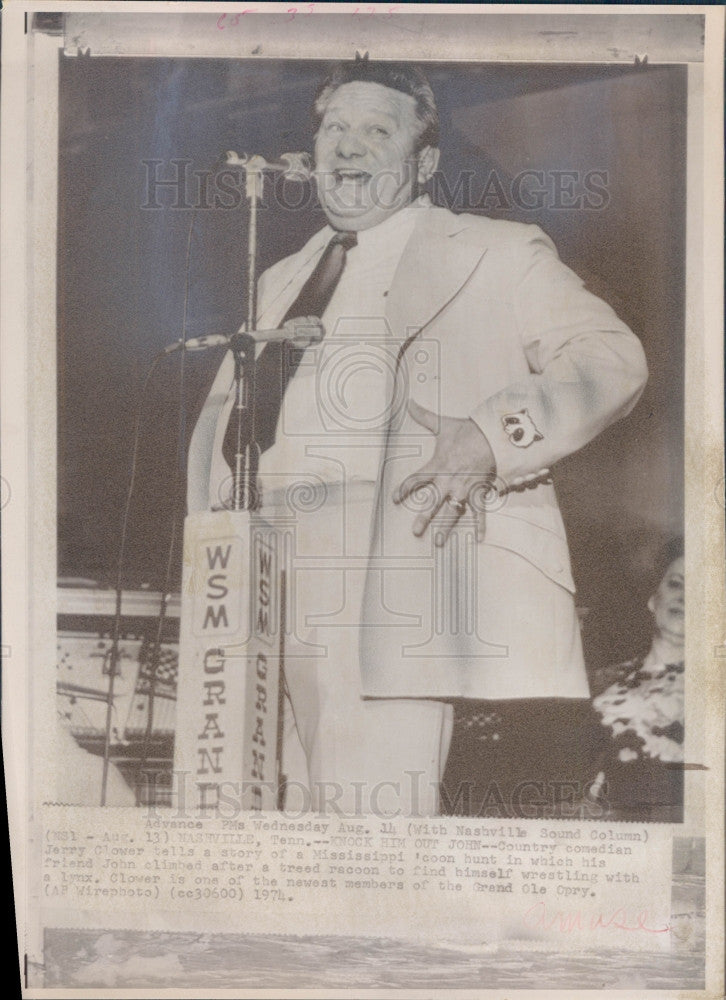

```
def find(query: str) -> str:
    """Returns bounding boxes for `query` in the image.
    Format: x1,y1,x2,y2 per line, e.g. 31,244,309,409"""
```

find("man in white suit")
188,59,648,816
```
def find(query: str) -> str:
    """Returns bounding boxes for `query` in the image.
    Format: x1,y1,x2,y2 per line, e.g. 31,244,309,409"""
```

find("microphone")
163,334,229,354
220,151,312,182
164,317,324,354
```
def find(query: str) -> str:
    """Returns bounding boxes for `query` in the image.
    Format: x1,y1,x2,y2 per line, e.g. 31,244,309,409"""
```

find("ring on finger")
445,496,467,516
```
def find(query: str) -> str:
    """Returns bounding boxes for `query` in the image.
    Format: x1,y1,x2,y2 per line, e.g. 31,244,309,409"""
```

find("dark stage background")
57,57,686,679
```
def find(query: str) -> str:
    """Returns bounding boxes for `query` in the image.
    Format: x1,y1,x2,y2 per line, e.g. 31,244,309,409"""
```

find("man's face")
314,81,435,232
648,556,685,644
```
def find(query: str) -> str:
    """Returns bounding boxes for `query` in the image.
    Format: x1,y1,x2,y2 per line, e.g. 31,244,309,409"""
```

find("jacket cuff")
470,401,552,491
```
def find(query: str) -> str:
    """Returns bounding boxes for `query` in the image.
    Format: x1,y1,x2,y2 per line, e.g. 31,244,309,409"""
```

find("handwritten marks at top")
217,6,401,30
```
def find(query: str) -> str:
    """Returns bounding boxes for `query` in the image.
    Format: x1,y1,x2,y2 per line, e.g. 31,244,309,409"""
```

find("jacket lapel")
256,230,331,329
258,208,488,342
385,207,489,346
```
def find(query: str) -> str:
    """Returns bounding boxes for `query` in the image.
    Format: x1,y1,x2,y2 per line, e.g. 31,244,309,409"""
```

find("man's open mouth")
333,168,372,183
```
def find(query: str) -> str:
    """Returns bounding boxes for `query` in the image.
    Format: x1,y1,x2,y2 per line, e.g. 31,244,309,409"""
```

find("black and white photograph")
2,4,723,997
54,13,690,820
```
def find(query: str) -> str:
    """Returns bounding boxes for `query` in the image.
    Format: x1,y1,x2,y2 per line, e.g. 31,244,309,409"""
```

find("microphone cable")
101,203,201,806
100,351,163,805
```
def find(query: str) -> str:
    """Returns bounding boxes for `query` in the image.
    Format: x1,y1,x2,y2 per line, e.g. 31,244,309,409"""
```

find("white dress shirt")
258,199,427,504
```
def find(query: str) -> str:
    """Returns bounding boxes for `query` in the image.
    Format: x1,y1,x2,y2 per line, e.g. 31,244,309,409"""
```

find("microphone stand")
229,156,265,512
229,331,257,510
174,153,311,812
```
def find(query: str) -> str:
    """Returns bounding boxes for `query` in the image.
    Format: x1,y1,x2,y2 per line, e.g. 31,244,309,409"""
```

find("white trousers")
267,484,454,817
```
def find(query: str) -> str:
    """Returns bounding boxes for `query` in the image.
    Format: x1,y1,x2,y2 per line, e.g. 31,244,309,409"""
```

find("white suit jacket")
188,203,648,701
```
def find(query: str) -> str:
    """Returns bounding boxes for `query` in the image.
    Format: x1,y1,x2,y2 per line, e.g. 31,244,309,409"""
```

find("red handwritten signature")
524,901,670,934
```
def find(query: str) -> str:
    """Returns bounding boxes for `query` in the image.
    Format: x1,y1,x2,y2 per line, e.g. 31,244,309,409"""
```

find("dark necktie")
223,229,357,465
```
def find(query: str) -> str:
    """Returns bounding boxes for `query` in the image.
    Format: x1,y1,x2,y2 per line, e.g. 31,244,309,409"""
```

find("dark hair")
312,58,439,152
650,536,684,595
